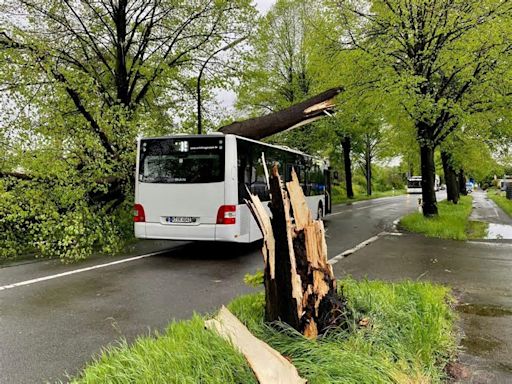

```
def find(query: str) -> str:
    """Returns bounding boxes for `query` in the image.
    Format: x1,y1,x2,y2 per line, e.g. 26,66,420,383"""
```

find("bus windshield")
407,179,421,188
139,137,225,184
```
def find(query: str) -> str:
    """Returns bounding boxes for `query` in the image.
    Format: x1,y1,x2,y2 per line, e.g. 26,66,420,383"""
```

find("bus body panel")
137,182,225,240
138,182,224,224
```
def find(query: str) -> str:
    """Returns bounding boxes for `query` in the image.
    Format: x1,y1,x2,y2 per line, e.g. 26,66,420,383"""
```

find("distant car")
466,182,474,193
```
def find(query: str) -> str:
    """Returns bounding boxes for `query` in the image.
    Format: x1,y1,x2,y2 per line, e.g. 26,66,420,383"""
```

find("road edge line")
0,248,176,292
328,232,387,265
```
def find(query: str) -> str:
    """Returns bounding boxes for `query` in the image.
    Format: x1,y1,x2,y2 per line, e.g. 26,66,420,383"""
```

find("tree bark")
341,136,354,199
441,150,459,204
420,143,438,216
365,139,372,196
218,87,343,139
246,166,348,338
459,170,467,196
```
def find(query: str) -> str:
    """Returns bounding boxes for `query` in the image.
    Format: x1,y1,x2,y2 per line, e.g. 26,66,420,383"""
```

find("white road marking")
0,248,175,292
355,202,390,210
328,232,386,264
330,200,400,217
328,210,347,217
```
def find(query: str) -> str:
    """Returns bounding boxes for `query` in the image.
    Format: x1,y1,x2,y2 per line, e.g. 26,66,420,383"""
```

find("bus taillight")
133,204,146,222
216,205,236,225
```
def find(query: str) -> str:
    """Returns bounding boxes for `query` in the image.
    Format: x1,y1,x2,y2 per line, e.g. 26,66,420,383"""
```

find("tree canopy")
0,0,255,260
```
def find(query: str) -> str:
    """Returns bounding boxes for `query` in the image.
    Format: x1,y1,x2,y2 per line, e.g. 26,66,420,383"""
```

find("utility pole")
196,37,247,135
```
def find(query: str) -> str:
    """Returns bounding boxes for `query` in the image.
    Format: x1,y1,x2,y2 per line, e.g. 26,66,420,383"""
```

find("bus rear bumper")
134,222,250,243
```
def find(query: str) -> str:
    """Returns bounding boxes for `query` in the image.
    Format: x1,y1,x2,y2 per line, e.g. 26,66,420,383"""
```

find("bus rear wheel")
317,202,324,220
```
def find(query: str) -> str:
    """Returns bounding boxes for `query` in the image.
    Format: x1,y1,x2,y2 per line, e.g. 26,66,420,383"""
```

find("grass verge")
74,279,456,384
332,188,406,205
487,190,512,218
466,220,488,240
400,196,477,240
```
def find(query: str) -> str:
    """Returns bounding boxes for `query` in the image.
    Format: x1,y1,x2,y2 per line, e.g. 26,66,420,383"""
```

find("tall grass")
400,196,474,240
488,190,512,217
72,316,257,384
229,279,455,384
74,279,455,384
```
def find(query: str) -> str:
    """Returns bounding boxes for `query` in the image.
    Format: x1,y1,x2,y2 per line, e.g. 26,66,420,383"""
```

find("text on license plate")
165,216,197,224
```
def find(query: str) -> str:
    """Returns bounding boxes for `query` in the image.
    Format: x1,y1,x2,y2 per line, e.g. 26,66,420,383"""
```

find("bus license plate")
166,216,196,224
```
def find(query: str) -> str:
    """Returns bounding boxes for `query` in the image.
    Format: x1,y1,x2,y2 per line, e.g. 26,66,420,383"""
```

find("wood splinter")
205,306,306,384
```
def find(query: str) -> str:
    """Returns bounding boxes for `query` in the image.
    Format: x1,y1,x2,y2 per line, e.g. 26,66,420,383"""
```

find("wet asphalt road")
334,232,512,382
0,193,441,383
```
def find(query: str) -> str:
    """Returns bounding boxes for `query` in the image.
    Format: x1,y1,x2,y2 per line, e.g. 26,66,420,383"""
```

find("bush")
0,178,133,262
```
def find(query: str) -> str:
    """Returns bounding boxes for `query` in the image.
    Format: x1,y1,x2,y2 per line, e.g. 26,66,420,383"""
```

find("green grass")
466,220,488,240
400,196,476,240
332,188,406,205
71,316,258,384
488,190,512,218
74,279,456,384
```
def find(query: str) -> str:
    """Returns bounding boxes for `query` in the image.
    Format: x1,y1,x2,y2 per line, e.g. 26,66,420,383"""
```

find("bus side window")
237,140,253,204
286,164,305,185
252,155,270,201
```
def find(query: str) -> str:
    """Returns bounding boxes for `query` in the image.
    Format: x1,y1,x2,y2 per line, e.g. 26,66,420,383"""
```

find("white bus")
406,176,422,194
407,175,440,194
133,134,331,243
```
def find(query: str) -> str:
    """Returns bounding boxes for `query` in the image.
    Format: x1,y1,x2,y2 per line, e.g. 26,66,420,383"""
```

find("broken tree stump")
246,166,348,339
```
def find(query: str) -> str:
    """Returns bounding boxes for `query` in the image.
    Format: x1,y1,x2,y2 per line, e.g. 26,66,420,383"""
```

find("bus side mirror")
333,171,339,180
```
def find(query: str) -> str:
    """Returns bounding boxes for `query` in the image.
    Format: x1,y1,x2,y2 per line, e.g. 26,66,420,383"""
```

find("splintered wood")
205,306,306,384
246,165,347,339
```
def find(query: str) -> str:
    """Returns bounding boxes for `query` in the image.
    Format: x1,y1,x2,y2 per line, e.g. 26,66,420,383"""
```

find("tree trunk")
459,170,467,196
246,166,348,339
365,140,372,196
420,143,438,217
218,87,343,139
341,136,354,199
441,151,459,204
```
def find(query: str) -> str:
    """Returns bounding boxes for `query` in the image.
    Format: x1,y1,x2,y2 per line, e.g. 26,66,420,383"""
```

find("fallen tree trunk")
218,87,343,140
246,165,348,339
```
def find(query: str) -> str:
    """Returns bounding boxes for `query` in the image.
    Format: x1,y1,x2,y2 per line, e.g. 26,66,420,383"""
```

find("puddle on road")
461,335,502,354
457,303,509,355
456,303,512,317
486,223,512,239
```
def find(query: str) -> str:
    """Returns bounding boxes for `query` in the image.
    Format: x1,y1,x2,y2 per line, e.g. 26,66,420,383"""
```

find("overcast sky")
213,0,275,120
254,0,275,13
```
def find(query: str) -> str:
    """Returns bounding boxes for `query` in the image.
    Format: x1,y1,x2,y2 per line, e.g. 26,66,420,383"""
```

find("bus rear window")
139,138,225,183
407,180,421,188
